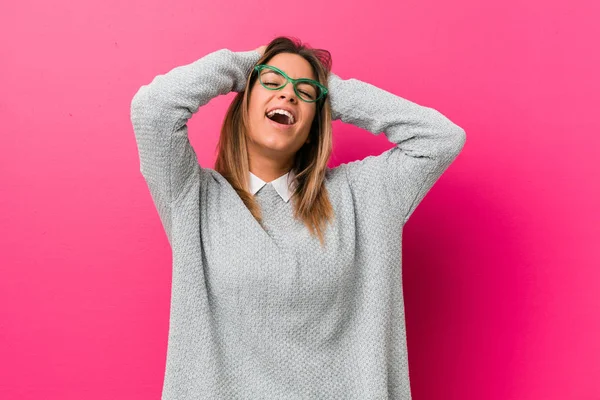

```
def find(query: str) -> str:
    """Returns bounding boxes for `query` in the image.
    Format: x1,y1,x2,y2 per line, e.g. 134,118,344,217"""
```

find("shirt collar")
249,169,296,203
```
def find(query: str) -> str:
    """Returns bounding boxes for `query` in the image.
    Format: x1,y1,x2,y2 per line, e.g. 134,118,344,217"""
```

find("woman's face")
246,52,317,164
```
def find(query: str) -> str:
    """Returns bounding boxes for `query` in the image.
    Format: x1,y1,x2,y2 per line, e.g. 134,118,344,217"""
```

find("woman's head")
215,36,335,245
246,52,321,165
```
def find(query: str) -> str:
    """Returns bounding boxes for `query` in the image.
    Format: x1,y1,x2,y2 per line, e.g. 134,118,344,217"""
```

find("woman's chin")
260,140,291,152
251,137,298,156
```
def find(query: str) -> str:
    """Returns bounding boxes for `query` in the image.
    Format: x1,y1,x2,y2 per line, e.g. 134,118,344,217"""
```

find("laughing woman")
130,36,466,400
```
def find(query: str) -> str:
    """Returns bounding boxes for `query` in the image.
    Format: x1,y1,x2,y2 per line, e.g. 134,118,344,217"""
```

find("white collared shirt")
249,170,296,203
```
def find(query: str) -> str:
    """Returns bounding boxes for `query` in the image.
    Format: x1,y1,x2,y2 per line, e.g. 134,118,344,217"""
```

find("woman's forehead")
266,53,315,80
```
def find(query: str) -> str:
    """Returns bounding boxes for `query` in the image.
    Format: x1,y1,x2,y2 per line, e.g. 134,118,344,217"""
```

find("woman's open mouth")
265,110,296,129
266,116,295,129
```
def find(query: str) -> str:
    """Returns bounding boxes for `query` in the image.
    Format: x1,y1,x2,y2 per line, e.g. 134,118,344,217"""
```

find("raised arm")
129,48,261,242
327,72,466,224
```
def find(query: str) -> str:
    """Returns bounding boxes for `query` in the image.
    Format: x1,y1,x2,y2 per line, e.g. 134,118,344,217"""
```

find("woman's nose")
279,84,297,102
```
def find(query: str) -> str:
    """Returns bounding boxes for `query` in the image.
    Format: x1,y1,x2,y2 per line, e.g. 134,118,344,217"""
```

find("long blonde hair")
214,36,334,246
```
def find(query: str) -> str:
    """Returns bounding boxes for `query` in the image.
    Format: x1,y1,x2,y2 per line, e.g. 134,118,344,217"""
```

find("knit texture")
130,48,466,400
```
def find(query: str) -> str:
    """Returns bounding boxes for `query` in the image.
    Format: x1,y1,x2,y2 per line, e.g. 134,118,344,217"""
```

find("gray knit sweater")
130,48,466,400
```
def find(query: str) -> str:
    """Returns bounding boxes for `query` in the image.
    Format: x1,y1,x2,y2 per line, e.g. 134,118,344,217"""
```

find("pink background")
1,0,599,399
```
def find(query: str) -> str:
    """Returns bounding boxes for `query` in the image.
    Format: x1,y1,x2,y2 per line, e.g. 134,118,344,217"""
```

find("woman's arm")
327,72,466,224
129,48,261,242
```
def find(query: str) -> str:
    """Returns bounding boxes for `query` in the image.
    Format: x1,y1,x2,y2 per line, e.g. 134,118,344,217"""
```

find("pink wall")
1,0,599,399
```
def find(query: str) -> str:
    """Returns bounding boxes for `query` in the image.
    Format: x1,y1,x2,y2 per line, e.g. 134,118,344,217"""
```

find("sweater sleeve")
327,72,466,224
130,48,262,242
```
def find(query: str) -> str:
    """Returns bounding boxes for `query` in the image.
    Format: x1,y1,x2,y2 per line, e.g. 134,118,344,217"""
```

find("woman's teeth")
266,109,295,125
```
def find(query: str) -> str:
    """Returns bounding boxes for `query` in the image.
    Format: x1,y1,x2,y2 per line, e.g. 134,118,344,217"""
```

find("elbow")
130,85,151,118
446,126,466,158
452,125,466,147
433,123,466,160
130,84,165,125
130,84,161,135
431,108,467,152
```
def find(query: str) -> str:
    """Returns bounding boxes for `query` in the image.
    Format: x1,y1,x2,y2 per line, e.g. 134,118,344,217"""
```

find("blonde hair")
214,36,334,246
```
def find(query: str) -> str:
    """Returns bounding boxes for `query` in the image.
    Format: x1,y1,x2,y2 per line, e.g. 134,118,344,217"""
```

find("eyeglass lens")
259,69,321,102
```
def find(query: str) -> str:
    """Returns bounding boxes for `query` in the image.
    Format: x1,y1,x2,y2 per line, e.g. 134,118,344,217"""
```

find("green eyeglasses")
254,64,328,103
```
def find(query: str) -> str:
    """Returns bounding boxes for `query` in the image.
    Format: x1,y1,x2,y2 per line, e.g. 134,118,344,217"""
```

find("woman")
130,36,465,400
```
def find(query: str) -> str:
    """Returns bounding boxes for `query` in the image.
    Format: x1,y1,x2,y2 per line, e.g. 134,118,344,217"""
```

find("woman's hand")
255,45,267,56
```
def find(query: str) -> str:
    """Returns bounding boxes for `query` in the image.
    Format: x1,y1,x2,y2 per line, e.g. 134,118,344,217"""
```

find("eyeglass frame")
253,64,328,103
